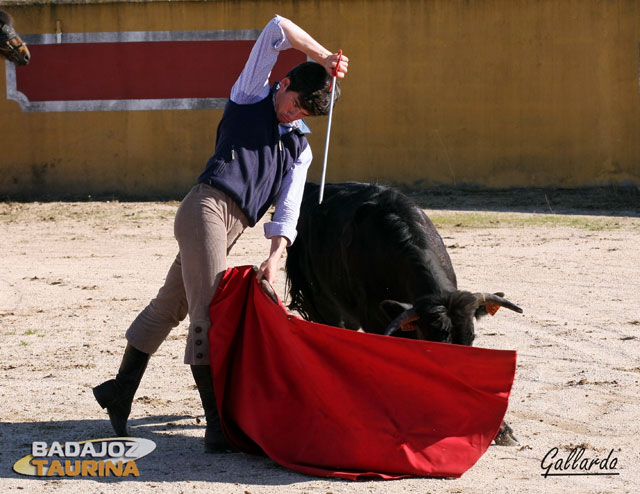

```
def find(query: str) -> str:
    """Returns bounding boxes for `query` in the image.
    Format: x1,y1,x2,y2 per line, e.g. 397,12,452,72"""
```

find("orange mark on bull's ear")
485,303,501,316
400,322,417,331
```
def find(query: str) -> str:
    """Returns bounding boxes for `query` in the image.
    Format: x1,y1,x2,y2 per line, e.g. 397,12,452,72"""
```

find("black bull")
285,182,523,445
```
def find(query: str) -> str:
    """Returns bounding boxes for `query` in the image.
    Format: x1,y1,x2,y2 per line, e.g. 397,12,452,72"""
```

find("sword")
318,50,342,204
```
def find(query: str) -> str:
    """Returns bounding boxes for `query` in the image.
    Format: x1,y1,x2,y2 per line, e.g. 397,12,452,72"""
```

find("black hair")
0,11,13,26
286,61,341,116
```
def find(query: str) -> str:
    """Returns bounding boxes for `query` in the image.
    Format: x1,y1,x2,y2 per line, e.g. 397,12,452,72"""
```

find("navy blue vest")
198,90,308,227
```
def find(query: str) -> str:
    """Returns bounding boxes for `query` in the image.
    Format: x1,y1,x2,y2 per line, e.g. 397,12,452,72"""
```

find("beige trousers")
126,184,248,365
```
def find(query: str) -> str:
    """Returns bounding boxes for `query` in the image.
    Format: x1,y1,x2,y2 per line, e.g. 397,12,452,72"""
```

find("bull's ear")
474,306,489,319
380,300,413,321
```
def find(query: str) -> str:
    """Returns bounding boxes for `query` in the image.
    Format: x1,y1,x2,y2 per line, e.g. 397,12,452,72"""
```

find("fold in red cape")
208,266,516,480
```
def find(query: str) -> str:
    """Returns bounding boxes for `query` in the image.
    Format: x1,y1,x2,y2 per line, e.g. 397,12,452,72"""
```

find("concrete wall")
1,0,639,198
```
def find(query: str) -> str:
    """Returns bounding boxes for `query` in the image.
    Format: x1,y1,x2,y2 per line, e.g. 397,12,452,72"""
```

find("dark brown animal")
0,11,30,66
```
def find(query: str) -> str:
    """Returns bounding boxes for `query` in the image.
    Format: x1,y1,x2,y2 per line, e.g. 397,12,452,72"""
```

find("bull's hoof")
493,422,519,446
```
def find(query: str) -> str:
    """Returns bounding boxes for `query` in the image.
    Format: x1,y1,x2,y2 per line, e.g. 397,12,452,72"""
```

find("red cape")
208,266,516,480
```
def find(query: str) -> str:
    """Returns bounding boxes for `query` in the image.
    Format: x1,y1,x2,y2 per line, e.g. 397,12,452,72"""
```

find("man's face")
274,77,310,124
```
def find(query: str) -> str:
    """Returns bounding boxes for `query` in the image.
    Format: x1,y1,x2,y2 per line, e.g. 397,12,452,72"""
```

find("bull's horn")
474,292,523,313
384,307,419,336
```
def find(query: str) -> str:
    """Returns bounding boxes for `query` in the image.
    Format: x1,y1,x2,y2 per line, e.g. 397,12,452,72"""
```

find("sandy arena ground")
1,197,638,493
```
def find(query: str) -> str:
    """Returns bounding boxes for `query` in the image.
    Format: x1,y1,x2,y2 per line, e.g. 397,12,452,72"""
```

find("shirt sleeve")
263,144,312,245
230,14,292,104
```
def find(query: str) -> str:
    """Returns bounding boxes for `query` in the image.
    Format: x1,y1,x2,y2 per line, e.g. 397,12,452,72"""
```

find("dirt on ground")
1,189,638,494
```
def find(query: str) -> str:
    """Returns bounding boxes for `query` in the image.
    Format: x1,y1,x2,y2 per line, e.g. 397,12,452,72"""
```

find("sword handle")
332,50,343,78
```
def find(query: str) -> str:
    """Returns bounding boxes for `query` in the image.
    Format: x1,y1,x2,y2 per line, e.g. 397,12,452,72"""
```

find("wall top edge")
0,0,223,7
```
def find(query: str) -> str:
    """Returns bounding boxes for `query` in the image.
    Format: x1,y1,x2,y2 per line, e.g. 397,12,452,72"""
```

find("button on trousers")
125,184,248,365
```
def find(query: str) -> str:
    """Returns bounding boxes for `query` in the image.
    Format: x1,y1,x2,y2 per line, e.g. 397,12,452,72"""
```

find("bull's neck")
405,250,456,301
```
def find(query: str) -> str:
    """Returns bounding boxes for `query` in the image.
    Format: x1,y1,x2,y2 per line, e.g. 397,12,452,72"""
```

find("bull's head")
0,11,30,66
381,291,522,345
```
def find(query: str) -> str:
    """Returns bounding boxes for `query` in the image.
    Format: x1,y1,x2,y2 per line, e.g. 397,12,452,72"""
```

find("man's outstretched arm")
278,17,349,78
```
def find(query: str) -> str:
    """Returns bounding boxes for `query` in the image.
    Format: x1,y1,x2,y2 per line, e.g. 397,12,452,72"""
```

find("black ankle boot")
190,364,233,454
93,343,150,437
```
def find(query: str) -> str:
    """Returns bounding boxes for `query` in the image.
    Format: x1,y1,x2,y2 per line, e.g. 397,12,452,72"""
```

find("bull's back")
303,182,456,287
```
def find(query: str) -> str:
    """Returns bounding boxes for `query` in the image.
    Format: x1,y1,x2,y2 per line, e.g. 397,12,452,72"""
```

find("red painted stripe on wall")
16,41,305,101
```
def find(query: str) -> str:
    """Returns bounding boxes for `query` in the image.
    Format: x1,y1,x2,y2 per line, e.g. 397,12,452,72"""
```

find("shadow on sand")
1,416,313,485
398,183,639,217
